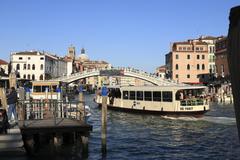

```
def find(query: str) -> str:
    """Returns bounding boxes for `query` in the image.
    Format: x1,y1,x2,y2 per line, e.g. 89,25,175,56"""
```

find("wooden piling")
9,71,17,89
0,87,7,110
101,86,108,155
79,85,84,121
228,5,240,140
81,136,89,158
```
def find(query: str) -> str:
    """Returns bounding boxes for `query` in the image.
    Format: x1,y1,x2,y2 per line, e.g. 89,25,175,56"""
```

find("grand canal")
2,94,240,160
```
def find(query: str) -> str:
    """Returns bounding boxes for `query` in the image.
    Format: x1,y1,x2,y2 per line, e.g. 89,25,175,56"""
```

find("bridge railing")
17,100,87,125
51,67,181,86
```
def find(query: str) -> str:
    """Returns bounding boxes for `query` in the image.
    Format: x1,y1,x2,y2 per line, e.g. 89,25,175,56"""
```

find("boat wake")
161,115,236,125
200,116,236,125
161,115,199,121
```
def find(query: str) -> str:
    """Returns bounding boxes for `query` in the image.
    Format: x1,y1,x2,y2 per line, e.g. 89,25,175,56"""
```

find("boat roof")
32,81,60,85
107,85,207,91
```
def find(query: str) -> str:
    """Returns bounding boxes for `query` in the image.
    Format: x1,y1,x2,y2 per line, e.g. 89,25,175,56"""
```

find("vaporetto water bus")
95,85,210,117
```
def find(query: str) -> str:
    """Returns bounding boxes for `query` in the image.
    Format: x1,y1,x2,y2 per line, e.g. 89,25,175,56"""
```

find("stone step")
0,140,24,150
0,134,22,141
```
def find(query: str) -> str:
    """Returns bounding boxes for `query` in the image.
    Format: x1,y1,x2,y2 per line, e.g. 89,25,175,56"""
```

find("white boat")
95,85,210,117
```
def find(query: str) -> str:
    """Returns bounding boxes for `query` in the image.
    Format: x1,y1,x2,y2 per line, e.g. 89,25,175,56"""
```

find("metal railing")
17,99,86,124
180,99,206,106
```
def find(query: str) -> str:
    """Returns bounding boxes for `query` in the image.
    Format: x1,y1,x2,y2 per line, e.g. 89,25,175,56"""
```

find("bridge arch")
51,68,179,86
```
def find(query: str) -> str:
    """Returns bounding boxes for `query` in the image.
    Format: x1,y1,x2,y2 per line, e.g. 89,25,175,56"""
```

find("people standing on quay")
7,87,18,123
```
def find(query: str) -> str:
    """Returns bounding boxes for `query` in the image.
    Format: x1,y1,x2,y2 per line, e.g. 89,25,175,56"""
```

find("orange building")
166,40,209,84
215,37,229,79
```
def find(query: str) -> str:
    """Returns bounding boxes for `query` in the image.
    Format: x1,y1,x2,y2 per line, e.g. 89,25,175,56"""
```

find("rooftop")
0,59,8,65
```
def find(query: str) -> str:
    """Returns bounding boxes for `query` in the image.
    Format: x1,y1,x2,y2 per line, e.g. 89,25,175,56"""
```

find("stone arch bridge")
50,67,180,86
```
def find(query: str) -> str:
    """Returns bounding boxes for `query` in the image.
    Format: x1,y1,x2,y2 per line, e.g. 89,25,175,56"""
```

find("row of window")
123,91,173,102
176,74,207,79
178,47,204,51
22,74,44,80
175,64,205,70
16,64,44,70
175,54,205,60
18,57,44,60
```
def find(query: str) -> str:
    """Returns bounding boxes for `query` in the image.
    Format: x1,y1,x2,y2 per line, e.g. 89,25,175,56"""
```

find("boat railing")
180,99,205,106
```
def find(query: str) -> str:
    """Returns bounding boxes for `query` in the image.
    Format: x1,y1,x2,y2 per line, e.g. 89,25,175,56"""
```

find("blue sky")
0,0,239,72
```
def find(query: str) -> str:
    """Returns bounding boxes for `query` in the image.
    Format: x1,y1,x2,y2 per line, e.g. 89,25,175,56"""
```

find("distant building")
0,59,8,75
11,51,67,81
67,45,76,60
215,37,229,79
155,65,166,78
64,46,112,87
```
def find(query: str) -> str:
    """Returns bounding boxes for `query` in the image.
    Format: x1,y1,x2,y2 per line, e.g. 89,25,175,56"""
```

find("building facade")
155,65,166,78
0,59,8,75
11,51,67,81
166,40,209,83
215,37,229,79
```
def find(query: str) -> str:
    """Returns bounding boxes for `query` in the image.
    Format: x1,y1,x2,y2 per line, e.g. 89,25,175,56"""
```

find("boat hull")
97,103,208,118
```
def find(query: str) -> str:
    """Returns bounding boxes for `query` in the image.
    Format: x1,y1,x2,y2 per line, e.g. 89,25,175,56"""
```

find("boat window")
123,91,129,99
162,91,172,102
144,91,152,101
153,91,161,101
176,90,184,100
137,91,143,100
42,86,50,92
115,88,121,98
33,86,42,92
129,91,136,100
52,85,57,92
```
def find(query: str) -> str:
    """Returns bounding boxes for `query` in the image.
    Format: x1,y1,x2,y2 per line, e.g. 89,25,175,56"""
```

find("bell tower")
67,45,76,59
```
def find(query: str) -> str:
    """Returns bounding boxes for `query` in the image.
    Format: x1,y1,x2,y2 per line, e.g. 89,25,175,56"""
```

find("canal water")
2,94,240,160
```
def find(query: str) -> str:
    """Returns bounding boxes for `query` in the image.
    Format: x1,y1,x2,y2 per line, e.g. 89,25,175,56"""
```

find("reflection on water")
1,95,240,160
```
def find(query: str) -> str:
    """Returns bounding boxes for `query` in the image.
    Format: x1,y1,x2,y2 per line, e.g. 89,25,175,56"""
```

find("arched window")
32,64,35,70
24,64,26,70
16,64,20,70
197,64,200,70
23,74,26,79
39,74,43,80
32,74,35,80
175,64,179,70
40,64,44,70
187,64,190,70
202,64,205,70
27,74,31,79
28,64,30,70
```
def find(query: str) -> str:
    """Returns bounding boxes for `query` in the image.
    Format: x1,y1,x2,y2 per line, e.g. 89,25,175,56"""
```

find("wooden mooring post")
228,5,240,141
101,86,108,155
78,85,89,158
